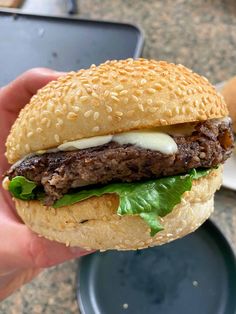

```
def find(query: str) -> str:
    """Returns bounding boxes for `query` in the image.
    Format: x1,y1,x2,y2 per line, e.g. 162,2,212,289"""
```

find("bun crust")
221,77,236,133
6,59,228,163
14,167,222,251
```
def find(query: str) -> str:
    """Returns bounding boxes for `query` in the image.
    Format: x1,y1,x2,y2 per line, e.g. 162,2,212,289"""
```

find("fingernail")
37,68,67,76
52,70,67,75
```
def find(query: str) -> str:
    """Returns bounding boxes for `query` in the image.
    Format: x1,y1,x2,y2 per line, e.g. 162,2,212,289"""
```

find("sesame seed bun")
14,167,222,251
221,76,236,133
6,58,228,164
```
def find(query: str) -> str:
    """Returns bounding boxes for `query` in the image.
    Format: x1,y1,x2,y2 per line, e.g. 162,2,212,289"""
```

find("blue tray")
77,220,236,314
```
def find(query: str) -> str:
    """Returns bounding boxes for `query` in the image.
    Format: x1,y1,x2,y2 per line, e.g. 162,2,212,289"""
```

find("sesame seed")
185,106,193,114
116,111,123,116
25,144,30,152
71,82,77,89
135,90,142,96
159,79,166,86
154,83,162,90
86,88,92,94
92,126,100,132
80,96,89,102
84,110,92,118
54,134,60,143
181,80,188,86
174,107,180,114
107,115,113,121
138,103,144,111
36,128,43,134
47,101,54,111
106,105,113,113
181,107,186,114
57,118,64,126
132,95,139,102
184,98,191,104
94,112,99,120
91,76,99,83
111,72,118,78
92,92,99,99
104,90,110,97
111,96,119,102
175,88,183,96
147,99,153,105
27,132,33,138
202,76,209,82
67,112,78,120
160,119,168,125
73,106,80,112
120,90,128,96
147,88,156,94
114,84,124,91
140,79,147,85
80,79,88,84
118,69,126,75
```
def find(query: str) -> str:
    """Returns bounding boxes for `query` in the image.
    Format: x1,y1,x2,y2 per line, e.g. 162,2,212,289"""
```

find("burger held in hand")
2,59,234,250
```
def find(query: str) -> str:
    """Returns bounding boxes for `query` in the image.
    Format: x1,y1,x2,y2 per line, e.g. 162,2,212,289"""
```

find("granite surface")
1,0,236,313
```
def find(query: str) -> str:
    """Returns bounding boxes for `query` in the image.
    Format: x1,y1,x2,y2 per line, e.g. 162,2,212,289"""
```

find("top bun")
221,76,236,133
6,58,228,163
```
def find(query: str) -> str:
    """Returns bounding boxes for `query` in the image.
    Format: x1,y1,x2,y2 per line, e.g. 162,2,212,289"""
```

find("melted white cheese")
113,131,177,154
58,130,178,154
58,135,113,151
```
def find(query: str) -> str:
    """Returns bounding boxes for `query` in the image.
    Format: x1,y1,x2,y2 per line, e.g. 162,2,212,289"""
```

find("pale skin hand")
0,69,93,301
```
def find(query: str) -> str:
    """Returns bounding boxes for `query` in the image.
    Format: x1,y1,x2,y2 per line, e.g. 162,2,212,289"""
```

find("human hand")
0,69,93,300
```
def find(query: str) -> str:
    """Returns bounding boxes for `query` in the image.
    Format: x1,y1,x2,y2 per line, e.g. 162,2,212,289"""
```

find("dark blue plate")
77,220,236,314
0,10,144,86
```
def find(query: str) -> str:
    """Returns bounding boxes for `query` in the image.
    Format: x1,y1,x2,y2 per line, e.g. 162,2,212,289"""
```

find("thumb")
0,68,66,113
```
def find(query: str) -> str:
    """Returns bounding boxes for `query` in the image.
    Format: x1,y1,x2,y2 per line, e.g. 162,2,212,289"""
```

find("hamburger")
2,58,234,250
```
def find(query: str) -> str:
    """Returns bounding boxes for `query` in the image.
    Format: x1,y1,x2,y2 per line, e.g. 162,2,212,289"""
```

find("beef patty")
7,119,234,205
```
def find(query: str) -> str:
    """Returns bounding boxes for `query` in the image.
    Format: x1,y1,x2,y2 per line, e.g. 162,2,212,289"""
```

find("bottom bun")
15,167,222,251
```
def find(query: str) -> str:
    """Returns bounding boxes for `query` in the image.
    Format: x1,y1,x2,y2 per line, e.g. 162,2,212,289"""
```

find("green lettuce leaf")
9,176,37,200
8,169,210,236
54,168,210,236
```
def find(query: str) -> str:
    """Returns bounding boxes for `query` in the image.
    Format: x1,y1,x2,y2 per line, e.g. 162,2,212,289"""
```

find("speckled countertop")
1,0,236,313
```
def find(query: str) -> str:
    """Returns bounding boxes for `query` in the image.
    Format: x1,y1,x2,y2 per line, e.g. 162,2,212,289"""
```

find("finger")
0,68,66,113
0,219,94,273
0,268,41,301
